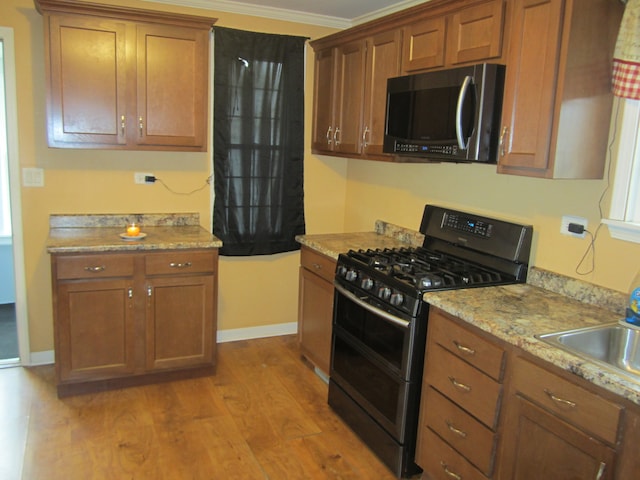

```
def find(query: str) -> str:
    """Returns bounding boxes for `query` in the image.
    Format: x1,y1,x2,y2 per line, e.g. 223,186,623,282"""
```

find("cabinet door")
500,394,615,480
497,0,563,175
145,274,215,371
46,15,128,147
446,0,505,65
334,40,366,155
311,47,336,153
298,266,334,374
56,279,136,381
362,30,402,158
402,17,446,73
136,24,208,150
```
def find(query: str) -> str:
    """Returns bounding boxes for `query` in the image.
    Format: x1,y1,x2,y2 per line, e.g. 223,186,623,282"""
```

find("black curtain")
213,27,306,256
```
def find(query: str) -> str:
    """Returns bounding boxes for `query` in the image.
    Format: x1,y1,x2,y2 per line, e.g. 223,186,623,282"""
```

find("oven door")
330,283,426,441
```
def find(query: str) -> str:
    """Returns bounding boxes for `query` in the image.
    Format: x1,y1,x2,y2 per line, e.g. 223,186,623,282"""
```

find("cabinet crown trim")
35,0,217,30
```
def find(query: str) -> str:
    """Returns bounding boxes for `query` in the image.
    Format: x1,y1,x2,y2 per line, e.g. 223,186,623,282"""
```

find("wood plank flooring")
0,335,406,479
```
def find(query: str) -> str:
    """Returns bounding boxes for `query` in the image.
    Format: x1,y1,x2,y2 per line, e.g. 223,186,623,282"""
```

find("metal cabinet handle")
147,286,152,297
440,462,462,480
596,461,606,480
139,116,144,136
84,265,106,273
334,127,341,146
499,125,508,157
120,115,126,136
169,262,192,269
312,263,322,270
544,389,576,408
453,340,475,356
362,126,370,148
326,126,333,145
448,376,471,393
128,288,133,298
446,420,467,438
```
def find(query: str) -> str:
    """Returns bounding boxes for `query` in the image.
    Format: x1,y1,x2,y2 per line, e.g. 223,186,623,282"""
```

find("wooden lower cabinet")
51,249,218,396
297,246,336,375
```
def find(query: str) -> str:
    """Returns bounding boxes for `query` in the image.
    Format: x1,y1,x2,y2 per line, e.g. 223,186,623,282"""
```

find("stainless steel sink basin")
537,322,640,383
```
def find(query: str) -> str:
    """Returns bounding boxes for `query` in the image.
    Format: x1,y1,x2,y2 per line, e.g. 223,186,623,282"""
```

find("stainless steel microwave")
383,63,505,163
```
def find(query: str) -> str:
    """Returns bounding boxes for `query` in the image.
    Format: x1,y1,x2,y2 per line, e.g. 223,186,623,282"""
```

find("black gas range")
328,205,533,478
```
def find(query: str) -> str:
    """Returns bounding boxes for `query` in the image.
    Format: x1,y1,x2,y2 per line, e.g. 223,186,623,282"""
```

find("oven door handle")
334,283,411,329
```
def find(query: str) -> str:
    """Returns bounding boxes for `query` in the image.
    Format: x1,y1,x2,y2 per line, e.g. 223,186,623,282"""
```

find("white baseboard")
23,323,299,366
217,322,298,343
28,350,55,366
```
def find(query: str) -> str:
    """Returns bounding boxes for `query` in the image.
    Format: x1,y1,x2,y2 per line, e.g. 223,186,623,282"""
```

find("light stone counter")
295,220,424,259
47,213,222,253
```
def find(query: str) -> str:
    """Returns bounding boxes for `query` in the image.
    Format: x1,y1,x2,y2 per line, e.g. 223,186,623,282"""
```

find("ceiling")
146,0,429,28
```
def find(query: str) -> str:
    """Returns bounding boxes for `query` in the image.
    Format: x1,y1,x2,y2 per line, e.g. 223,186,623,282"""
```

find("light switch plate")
22,167,44,187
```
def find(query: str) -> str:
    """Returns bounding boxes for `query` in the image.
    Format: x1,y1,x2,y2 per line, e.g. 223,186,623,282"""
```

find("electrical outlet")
134,172,154,184
560,215,588,239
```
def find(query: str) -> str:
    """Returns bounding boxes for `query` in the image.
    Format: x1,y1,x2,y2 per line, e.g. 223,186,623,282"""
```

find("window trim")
604,97,640,243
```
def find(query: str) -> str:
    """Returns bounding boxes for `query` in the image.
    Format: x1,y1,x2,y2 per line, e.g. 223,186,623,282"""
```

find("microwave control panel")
393,141,460,156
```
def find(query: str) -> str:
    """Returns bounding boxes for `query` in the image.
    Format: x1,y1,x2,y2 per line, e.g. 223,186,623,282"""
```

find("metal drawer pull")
169,262,192,269
453,341,475,356
326,126,332,145
448,376,471,393
596,461,606,480
334,127,341,146
84,265,106,273
440,462,462,480
312,263,322,270
446,420,467,438
128,288,133,298
544,389,576,408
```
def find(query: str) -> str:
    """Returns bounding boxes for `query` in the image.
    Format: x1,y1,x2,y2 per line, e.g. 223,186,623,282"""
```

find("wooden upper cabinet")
36,0,216,151
310,31,400,160
498,0,624,178
402,0,505,74
47,15,129,146
362,30,402,157
402,17,446,73
136,24,209,149
446,0,505,65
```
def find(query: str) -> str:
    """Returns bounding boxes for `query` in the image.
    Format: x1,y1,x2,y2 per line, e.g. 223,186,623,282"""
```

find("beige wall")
3,0,637,356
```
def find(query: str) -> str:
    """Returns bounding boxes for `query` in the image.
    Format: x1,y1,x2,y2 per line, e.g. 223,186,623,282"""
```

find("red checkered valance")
613,0,640,100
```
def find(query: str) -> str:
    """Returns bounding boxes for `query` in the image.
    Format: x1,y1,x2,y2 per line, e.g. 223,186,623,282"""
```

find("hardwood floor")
0,335,404,479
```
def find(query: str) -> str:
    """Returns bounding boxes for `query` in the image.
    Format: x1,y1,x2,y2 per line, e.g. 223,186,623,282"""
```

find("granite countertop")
296,223,639,406
46,213,222,253
295,220,425,258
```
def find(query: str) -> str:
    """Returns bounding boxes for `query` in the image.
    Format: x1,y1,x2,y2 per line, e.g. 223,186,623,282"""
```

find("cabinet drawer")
145,251,216,275
418,428,487,480
300,247,336,283
429,309,505,380
426,343,501,429
512,356,622,445
423,387,496,476
56,254,134,280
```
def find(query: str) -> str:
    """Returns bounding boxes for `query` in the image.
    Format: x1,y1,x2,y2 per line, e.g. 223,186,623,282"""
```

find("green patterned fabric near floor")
0,303,18,360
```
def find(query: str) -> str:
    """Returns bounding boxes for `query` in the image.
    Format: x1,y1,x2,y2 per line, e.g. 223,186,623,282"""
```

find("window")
604,98,640,243
212,27,306,256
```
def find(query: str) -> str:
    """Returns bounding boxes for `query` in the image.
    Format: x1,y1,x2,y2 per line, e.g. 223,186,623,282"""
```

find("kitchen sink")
536,322,640,383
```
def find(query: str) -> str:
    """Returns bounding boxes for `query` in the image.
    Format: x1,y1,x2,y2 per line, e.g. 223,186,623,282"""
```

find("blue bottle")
625,271,640,326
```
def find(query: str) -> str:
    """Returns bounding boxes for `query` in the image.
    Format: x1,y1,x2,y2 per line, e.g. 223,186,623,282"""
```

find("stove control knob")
390,292,404,307
378,286,391,300
345,269,358,282
360,277,374,290
336,265,348,277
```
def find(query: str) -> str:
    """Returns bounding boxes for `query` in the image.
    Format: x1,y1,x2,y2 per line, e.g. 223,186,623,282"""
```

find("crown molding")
143,0,429,29
142,0,351,28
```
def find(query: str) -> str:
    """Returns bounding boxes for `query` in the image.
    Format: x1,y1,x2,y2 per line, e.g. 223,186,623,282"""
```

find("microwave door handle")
455,75,473,150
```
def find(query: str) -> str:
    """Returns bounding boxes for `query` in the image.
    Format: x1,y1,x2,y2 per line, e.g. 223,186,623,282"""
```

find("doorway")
0,27,29,365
